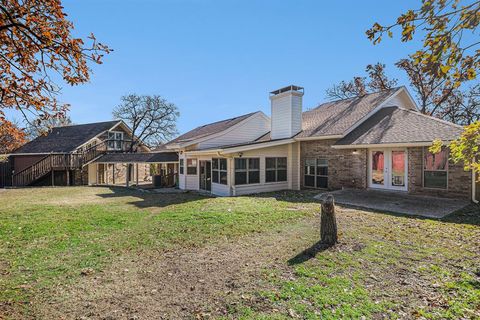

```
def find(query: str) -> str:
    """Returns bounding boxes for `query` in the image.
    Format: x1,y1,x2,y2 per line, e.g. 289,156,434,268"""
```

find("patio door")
369,148,408,191
199,160,212,192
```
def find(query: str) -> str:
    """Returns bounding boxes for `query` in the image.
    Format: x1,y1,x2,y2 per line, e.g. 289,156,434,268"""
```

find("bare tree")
25,115,73,140
442,84,480,125
113,94,179,151
326,63,397,100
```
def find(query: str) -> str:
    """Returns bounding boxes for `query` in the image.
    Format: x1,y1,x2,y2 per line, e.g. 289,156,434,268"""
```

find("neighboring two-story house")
6,120,178,187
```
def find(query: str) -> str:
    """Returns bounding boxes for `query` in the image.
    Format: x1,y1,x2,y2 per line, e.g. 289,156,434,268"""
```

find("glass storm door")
369,149,407,191
370,151,385,187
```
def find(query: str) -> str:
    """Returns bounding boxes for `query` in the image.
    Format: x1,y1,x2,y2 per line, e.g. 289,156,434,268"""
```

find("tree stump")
320,194,338,245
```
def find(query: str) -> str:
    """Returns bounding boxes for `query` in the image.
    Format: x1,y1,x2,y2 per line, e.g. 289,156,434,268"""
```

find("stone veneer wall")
74,167,89,186
300,140,367,190
408,147,471,199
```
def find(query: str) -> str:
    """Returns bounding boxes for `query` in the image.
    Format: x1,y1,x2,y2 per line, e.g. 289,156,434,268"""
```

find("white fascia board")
184,149,223,156
332,142,433,149
294,135,343,141
178,111,266,148
74,120,123,152
221,139,295,154
400,86,420,111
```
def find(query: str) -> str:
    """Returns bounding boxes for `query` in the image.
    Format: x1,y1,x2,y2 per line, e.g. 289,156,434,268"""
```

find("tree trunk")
320,194,338,245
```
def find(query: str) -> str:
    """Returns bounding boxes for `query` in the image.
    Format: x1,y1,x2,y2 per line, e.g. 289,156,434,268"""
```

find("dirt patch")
38,217,320,319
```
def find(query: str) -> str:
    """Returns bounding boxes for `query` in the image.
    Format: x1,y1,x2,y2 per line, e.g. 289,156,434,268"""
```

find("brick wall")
300,140,367,190
408,147,471,199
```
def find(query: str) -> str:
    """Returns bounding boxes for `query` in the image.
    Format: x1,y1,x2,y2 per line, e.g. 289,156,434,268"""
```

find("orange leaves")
0,0,111,133
0,120,26,154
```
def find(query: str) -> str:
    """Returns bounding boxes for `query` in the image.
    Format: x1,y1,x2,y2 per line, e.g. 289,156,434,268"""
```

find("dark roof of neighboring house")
335,106,464,146
298,88,400,138
95,152,178,163
13,120,121,154
167,112,257,145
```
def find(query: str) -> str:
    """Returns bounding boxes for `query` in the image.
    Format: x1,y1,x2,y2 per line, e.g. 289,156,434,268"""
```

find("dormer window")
108,131,124,150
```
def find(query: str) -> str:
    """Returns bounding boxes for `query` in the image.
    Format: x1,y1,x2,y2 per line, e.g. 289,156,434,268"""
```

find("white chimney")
269,85,304,139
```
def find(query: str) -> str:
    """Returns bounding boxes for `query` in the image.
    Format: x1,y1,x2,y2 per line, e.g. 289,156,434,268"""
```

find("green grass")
0,187,479,319
0,187,316,317
223,204,480,320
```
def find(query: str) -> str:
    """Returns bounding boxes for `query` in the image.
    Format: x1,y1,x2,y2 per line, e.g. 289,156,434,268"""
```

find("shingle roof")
335,106,464,146
13,121,121,154
167,112,257,145
95,152,178,163
298,88,399,138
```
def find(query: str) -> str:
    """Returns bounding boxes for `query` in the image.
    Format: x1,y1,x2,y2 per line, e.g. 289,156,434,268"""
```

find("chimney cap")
270,85,304,96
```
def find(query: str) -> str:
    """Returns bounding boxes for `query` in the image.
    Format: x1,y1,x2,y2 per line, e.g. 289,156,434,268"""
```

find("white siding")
178,173,186,189
212,183,230,196
197,113,270,149
270,92,302,139
288,142,300,190
231,144,291,196
185,174,199,190
383,90,416,110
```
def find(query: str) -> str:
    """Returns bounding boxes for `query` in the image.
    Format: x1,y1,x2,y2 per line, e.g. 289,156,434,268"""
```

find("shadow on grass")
97,187,480,226
288,241,334,265
95,186,208,209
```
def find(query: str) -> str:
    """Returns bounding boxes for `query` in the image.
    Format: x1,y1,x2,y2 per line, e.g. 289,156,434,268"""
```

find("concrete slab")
314,189,470,218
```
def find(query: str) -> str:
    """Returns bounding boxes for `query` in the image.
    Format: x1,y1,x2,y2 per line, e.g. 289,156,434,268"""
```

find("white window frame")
108,131,124,150
234,158,260,185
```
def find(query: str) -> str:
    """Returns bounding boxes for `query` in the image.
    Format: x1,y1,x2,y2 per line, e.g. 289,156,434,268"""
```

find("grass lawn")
0,187,479,319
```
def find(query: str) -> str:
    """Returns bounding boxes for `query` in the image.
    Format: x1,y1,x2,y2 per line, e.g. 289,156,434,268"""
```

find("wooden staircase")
12,142,107,187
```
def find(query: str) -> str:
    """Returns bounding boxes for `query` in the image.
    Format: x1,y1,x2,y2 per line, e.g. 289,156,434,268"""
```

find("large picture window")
304,158,328,188
212,158,228,185
107,131,123,150
266,157,287,183
424,147,448,189
186,158,197,175
235,158,259,185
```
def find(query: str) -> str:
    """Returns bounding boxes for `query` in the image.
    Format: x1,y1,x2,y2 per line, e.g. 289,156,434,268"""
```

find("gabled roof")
167,112,258,145
334,106,464,146
13,120,121,154
297,88,400,138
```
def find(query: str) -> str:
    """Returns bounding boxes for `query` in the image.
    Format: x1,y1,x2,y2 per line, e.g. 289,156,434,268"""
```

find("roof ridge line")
307,86,401,111
392,106,464,129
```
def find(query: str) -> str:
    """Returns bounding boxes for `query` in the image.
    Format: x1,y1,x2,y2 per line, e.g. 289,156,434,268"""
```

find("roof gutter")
221,138,295,154
294,135,343,141
332,142,434,149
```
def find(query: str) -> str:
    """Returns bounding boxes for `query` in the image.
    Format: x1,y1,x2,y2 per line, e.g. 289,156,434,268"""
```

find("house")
3,85,478,203
6,120,178,187
164,85,478,201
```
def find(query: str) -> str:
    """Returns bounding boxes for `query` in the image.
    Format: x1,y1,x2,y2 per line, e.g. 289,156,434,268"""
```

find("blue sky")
20,0,423,135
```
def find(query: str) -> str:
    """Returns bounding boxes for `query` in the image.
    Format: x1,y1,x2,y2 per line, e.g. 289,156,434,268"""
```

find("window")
108,131,123,150
304,158,328,188
266,157,287,183
234,158,259,185
179,159,184,175
424,147,448,189
212,158,228,185
186,158,197,175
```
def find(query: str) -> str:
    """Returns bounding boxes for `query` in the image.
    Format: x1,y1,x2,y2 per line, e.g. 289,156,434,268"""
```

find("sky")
14,0,424,135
